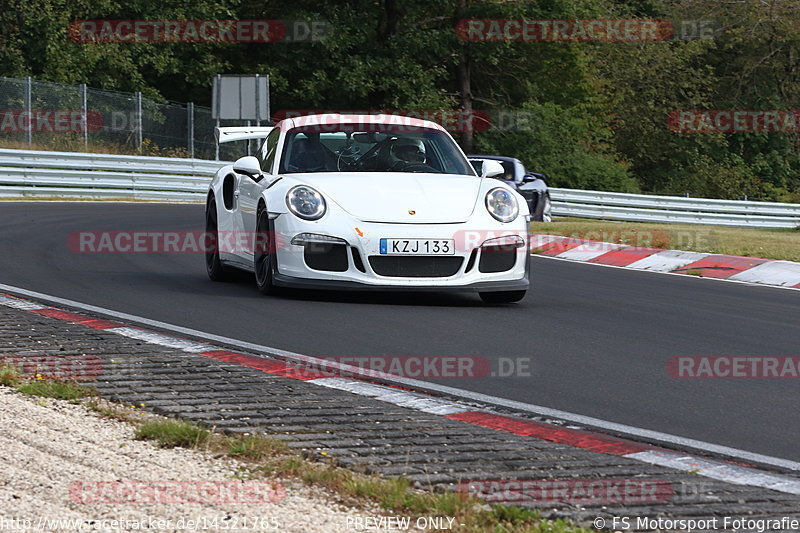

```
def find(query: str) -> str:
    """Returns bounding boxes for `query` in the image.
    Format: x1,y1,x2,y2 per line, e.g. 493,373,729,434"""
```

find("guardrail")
549,188,800,228
0,148,226,202
1,148,799,228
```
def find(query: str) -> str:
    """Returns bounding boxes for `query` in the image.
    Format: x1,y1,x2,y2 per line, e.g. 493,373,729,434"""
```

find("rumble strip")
1,291,800,498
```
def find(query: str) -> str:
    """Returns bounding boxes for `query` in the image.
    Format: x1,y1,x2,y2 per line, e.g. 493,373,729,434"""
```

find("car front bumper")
271,212,530,292
272,272,529,292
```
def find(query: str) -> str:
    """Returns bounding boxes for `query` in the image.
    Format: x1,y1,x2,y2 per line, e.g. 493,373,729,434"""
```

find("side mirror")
481,159,505,179
523,172,548,183
233,156,263,180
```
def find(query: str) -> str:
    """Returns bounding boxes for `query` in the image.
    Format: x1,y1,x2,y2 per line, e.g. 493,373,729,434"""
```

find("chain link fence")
0,76,250,160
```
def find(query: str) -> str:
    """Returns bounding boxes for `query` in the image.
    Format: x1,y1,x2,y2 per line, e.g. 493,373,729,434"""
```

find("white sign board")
212,75,270,121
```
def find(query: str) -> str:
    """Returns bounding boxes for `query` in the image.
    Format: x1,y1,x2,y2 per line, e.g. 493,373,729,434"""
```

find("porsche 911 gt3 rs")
206,113,531,303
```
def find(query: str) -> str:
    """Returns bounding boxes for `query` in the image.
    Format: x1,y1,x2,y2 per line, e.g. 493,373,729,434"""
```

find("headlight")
485,187,519,223
286,185,326,220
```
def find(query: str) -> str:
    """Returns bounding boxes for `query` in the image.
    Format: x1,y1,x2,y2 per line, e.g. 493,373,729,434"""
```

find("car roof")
278,113,447,132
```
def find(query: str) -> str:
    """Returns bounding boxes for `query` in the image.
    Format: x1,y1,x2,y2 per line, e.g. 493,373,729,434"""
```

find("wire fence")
0,76,251,161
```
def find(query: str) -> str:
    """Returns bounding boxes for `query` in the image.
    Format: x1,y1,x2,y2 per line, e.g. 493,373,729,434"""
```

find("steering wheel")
337,156,361,171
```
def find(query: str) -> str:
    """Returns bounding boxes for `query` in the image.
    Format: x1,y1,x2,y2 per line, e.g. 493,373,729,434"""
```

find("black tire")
479,290,527,304
254,206,279,295
532,192,552,222
541,193,552,222
205,197,230,282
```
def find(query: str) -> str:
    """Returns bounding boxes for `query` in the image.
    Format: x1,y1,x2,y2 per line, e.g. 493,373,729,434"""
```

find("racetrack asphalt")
1,202,798,461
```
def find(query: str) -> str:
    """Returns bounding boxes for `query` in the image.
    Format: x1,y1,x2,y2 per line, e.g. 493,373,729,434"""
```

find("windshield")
279,124,475,176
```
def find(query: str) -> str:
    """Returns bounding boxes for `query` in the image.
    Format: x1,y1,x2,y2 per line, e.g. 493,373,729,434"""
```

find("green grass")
0,362,95,399
226,435,289,460
134,419,210,448
15,379,94,400
109,407,590,531
0,363,21,386
534,218,800,262
0,137,192,158
85,398,148,423
256,456,589,533
1,363,589,532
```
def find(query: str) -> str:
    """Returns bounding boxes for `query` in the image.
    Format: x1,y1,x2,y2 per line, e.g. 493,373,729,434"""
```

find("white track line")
111,327,212,352
0,295,49,310
1,281,800,474
627,451,800,495
312,378,470,415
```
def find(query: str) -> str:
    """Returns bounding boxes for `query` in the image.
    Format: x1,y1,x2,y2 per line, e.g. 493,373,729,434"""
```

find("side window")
470,159,483,175
501,161,515,181
259,129,281,173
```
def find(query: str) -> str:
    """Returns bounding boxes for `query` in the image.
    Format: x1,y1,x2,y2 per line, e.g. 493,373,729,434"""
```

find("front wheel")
479,290,527,304
254,207,279,295
531,192,552,222
541,193,552,223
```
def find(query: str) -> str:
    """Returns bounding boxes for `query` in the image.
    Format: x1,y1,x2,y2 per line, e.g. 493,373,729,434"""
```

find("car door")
237,128,280,259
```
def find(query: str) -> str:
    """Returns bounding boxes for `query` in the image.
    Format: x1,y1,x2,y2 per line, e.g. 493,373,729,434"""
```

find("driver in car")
387,138,436,172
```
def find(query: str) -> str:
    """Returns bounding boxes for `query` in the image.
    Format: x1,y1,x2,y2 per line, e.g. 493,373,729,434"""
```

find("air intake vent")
368,256,463,278
351,247,366,273
478,245,517,273
304,243,349,272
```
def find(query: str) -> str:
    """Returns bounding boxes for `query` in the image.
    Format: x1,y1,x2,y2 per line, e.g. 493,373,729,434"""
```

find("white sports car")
206,113,530,303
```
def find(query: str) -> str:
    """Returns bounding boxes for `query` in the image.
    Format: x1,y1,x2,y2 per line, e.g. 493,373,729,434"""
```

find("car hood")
285,172,482,223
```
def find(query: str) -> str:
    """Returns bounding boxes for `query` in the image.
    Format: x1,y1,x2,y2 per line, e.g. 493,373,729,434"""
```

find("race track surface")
1,203,798,461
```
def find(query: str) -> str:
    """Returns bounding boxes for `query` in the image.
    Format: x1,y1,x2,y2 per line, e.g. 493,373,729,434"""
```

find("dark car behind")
468,155,552,222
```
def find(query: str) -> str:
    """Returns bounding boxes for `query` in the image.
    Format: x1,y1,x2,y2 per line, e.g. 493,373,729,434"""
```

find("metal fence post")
246,120,251,156
214,75,221,161
136,91,143,153
24,77,32,145
188,102,195,159
255,73,260,128
80,83,88,151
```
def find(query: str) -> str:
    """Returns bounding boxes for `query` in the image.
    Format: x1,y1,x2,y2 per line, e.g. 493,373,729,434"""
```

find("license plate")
379,239,455,255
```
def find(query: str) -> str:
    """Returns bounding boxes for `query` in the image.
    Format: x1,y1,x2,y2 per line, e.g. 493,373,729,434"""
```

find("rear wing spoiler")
214,126,274,144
